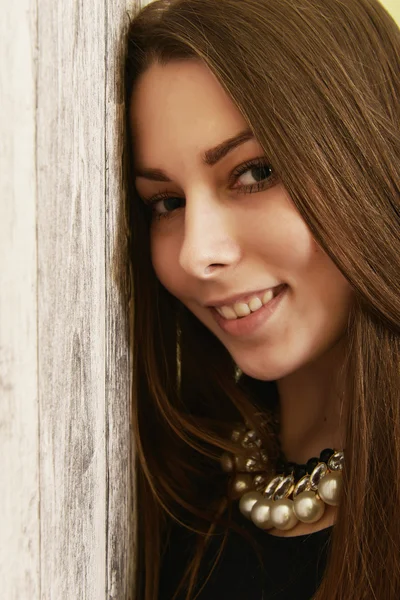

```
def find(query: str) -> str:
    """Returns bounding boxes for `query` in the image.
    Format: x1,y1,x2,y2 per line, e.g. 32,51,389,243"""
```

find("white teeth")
218,306,238,320
215,288,277,320
233,303,251,317
262,289,274,304
249,297,263,312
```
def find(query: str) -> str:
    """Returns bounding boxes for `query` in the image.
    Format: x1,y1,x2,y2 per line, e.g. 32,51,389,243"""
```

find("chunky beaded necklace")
221,422,344,532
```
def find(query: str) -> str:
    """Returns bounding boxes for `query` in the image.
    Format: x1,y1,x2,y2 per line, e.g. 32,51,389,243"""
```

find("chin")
235,335,344,383
236,356,298,382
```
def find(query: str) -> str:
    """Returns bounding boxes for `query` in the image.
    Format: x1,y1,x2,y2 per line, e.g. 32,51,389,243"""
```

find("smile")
210,284,288,337
214,285,283,320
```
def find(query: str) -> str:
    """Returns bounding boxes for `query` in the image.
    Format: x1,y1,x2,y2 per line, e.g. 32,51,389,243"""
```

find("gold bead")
231,474,253,499
253,474,268,491
293,490,325,523
234,454,248,471
220,452,234,473
317,471,343,506
231,424,246,443
328,451,344,471
239,491,263,519
251,498,274,529
241,430,260,449
270,499,299,531
244,457,262,472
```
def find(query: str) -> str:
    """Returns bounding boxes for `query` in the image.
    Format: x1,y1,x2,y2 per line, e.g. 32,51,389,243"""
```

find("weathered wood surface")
36,0,137,597
0,0,149,597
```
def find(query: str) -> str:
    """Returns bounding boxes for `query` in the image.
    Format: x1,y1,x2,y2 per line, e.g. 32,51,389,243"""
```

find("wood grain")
36,1,107,595
1,0,148,598
35,0,139,596
105,1,137,598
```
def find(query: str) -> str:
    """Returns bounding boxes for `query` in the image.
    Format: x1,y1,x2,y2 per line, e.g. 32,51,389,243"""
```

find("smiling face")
130,60,353,381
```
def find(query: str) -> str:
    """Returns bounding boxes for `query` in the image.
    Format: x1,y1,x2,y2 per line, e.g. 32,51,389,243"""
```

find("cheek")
235,188,315,269
288,246,354,362
284,236,353,338
300,243,352,305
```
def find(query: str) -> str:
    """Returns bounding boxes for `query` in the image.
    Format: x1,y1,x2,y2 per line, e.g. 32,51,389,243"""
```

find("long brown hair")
124,1,400,598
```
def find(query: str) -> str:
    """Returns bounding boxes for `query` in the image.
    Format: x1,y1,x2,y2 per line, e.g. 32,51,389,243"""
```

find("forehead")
129,60,250,167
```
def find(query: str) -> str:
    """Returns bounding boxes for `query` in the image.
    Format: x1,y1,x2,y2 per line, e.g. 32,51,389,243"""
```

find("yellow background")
380,0,400,24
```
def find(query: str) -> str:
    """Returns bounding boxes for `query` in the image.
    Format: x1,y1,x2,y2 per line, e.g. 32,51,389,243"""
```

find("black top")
159,507,332,599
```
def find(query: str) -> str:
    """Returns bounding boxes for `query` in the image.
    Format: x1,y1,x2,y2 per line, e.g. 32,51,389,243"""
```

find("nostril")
204,263,225,275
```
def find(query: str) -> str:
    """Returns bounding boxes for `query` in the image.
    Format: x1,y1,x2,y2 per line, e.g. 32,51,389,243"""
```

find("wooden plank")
105,1,136,598
36,0,137,594
0,2,40,599
1,0,153,596
36,1,107,598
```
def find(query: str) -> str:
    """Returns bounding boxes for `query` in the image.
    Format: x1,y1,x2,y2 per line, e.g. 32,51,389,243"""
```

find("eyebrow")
134,128,255,182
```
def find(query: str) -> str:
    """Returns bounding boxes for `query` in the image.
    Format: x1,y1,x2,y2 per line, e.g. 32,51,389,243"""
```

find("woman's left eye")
232,159,277,194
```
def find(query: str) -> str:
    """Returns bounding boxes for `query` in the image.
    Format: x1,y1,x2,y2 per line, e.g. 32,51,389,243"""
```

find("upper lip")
204,285,282,308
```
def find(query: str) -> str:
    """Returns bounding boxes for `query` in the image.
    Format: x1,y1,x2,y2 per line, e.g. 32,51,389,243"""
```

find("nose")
178,195,241,278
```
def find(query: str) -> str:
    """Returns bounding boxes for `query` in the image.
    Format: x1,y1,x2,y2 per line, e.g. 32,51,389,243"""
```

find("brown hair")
124,0,400,598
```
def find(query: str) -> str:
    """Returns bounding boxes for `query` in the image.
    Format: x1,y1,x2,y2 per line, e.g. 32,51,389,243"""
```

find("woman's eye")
226,159,277,200
236,163,273,187
157,196,184,214
150,195,185,219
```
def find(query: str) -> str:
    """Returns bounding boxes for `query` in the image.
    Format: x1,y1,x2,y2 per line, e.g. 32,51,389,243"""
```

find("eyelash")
141,157,278,221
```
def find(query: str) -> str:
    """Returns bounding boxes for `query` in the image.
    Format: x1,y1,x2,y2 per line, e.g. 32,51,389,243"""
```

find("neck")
276,338,347,464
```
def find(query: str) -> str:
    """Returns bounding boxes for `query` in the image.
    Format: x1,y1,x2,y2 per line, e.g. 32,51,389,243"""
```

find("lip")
210,284,288,337
205,286,280,308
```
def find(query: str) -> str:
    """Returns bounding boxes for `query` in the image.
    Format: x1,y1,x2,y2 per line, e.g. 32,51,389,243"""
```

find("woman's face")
130,60,353,380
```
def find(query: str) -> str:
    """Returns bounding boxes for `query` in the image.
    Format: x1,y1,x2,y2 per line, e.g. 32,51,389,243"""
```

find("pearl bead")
293,490,325,523
270,499,298,531
239,491,263,519
234,455,248,471
231,474,253,499
251,498,274,529
220,452,234,473
317,471,343,506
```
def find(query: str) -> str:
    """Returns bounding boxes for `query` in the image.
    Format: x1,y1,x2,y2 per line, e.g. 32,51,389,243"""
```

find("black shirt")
159,507,332,599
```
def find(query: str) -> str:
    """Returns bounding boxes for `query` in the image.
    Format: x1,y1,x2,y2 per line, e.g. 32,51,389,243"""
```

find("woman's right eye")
150,193,185,219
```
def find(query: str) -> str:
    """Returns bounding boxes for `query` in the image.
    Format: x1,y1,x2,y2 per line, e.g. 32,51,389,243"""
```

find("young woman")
124,0,400,598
